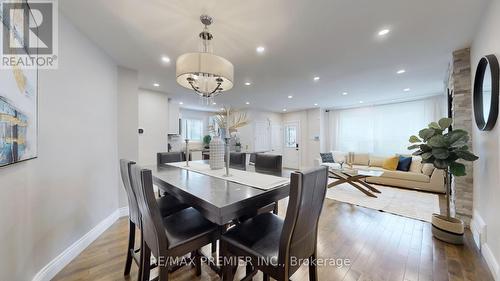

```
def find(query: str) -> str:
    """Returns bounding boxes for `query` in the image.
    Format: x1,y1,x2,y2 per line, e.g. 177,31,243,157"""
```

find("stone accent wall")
448,48,474,225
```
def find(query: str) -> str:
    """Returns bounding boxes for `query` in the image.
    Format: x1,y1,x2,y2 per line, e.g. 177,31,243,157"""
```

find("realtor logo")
1,0,58,69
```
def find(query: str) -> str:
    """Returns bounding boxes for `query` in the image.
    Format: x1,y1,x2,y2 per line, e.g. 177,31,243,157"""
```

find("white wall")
117,66,139,207
138,89,169,165
0,13,119,281
471,0,500,279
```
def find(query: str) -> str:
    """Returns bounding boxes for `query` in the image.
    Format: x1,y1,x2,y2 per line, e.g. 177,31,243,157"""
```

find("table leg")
346,181,377,198
353,178,381,193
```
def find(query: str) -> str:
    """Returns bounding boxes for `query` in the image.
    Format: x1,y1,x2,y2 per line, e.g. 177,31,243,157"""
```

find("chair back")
157,152,183,165
279,166,328,275
119,159,140,226
254,154,282,175
230,152,246,169
130,164,169,256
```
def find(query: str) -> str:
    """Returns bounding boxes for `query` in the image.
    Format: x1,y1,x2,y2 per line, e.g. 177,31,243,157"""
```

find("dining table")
145,160,291,274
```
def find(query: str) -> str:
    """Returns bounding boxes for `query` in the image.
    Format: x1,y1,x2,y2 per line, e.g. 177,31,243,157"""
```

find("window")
182,119,203,141
329,96,445,155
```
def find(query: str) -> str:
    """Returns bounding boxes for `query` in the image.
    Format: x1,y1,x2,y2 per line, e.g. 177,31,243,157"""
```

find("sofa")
315,151,446,193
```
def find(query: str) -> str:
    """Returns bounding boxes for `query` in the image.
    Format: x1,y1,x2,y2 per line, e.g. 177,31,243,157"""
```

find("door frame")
283,120,301,169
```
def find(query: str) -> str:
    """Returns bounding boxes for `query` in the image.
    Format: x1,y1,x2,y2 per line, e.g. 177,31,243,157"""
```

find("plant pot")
431,214,465,244
235,146,241,152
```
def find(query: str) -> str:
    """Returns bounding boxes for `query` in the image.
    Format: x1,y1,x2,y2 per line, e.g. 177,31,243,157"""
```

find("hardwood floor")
54,199,494,281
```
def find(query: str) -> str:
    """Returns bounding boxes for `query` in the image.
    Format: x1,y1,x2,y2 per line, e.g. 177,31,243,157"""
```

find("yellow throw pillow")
382,156,399,170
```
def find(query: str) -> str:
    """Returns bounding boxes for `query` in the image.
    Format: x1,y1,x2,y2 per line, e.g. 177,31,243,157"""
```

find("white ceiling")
61,0,489,112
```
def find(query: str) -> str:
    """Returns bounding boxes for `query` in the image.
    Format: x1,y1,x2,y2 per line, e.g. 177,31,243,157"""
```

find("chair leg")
272,202,279,215
221,241,237,281
195,250,202,276
246,262,253,279
141,242,151,281
211,240,217,254
137,229,143,281
158,265,169,281
308,253,317,281
124,220,135,275
263,273,270,281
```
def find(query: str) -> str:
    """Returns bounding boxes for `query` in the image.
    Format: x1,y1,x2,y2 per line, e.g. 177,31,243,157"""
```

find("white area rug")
325,182,440,222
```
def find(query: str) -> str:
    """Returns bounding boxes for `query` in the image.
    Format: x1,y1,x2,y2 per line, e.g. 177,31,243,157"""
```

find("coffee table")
327,168,384,198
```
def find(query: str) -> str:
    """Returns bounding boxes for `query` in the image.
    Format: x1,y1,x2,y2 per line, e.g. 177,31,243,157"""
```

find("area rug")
325,182,440,222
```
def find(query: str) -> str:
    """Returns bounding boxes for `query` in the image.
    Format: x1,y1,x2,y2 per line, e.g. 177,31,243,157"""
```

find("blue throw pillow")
397,156,412,172
320,153,335,163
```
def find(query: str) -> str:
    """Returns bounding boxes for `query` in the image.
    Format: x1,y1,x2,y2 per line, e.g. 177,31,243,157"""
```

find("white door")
283,121,300,169
254,121,271,152
271,123,283,154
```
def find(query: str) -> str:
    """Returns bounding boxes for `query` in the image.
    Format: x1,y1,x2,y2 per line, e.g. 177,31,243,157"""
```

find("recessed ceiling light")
404,88,411,92
212,102,217,105
245,102,250,105
397,69,406,74
313,76,320,81
161,56,170,63
244,82,251,86
179,102,184,105
359,101,364,104
342,92,348,96
282,109,287,112
288,95,293,99
314,103,318,106
378,29,390,36
256,46,265,53
153,83,160,87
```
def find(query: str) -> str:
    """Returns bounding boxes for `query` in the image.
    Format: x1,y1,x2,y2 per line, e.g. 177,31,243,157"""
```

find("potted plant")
202,135,211,149
408,117,478,244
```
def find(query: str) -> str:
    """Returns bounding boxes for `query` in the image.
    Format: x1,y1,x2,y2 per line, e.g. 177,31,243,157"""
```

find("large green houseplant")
408,117,478,244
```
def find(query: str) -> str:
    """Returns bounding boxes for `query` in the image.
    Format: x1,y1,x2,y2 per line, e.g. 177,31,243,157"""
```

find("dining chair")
156,152,191,197
220,166,328,281
254,154,283,214
254,154,282,174
130,164,221,281
119,159,190,279
229,152,247,169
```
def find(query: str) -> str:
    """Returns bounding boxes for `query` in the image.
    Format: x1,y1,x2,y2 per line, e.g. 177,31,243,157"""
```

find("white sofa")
315,151,446,193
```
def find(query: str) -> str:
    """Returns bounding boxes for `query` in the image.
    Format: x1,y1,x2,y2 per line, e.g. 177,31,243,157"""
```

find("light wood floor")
54,199,494,281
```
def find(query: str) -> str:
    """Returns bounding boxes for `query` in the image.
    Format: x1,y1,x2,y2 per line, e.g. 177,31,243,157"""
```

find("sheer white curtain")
328,96,445,155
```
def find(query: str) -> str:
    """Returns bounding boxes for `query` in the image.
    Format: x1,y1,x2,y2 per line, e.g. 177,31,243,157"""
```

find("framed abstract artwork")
0,3,39,167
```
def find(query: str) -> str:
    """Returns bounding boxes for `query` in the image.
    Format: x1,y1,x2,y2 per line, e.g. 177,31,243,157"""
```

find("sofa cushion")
352,153,370,165
320,152,335,163
380,170,430,183
321,162,341,170
409,156,423,173
369,156,385,167
382,156,399,170
422,163,435,176
397,156,412,172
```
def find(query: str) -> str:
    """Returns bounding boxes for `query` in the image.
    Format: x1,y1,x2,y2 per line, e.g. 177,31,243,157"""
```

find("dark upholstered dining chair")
130,164,221,281
229,152,247,169
157,152,191,165
221,166,328,281
156,152,191,197
254,154,283,214
119,159,190,280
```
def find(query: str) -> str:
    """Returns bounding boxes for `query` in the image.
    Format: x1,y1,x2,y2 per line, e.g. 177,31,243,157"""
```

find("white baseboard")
32,207,129,281
471,210,499,281
471,209,487,250
482,243,499,281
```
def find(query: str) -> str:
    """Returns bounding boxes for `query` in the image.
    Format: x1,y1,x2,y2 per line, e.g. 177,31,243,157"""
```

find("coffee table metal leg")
346,181,377,198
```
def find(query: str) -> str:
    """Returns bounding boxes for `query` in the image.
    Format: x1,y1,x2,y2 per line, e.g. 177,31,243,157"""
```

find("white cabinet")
168,102,180,134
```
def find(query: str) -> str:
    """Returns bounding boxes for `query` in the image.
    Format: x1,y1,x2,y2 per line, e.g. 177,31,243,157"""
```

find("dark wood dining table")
146,160,291,226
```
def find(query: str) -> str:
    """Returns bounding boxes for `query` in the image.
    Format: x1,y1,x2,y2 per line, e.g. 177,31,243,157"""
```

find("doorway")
283,121,300,169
